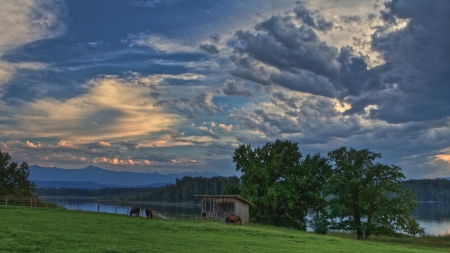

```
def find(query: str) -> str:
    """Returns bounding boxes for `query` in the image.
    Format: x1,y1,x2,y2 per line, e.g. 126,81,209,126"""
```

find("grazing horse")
226,214,242,225
145,208,153,219
130,206,140,218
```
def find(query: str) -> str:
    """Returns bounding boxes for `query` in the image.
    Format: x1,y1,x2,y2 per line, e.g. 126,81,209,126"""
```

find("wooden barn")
195,195,252,224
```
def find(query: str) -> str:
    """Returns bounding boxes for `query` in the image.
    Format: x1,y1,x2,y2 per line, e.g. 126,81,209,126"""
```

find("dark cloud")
210,33,221,43
293,1,334,32
340,15,362,24
365,0,450,123
150,92,161,99
222,79,252,97
162,129,184,138
230,14,341,98
199,43,219,54
154,92,223,118
119,141,139,150
230,0,450,125
199,126,221,139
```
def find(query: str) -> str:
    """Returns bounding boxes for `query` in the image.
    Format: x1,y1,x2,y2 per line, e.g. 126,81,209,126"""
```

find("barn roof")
195,195,253,205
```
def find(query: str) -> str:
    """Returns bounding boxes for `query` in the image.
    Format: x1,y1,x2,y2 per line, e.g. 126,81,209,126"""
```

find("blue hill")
29,165,221,188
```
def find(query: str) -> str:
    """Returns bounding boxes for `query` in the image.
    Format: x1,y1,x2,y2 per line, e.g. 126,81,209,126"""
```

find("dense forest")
132,175,240,202
401,179,450,201
35,176,241,202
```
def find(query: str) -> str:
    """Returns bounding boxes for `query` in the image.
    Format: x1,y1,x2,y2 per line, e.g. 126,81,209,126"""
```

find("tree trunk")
364,231,370,240
356,229,363,240
354,214,363,240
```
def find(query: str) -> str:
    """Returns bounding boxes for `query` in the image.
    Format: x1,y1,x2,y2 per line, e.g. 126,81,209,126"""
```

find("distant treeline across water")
401,179,450,201
36,177,450,202
36,176,241,202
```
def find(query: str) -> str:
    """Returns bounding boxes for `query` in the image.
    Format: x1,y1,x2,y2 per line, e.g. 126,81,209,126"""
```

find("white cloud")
0,0,65,86
125,33,198,53
218,124,233,134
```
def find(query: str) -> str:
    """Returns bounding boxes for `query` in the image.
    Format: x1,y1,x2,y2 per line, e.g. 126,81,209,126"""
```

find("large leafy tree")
233,139,332,230
326,147,418,240
0,150,35,197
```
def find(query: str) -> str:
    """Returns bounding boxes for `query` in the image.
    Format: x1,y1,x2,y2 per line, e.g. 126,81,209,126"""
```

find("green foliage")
405,218,425,237
0,150,35,197
326,147,418,240
0,206,440,253
309,211,330,235
133,176,241,202
233,139,332,230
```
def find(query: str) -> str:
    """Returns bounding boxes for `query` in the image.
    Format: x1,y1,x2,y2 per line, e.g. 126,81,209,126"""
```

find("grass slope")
0,206,445,252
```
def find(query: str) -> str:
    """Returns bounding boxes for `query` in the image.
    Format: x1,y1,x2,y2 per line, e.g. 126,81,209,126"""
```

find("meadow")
0,206,448,253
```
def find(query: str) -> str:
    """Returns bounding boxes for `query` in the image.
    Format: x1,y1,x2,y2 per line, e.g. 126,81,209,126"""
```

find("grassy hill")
0,206,446,252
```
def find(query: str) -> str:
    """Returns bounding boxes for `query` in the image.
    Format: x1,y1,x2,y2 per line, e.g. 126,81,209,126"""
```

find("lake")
40,197,202,220
412,201,450,236
40,197,450,235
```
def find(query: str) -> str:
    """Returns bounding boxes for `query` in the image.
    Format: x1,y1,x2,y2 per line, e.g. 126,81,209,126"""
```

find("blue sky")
0,0,449,178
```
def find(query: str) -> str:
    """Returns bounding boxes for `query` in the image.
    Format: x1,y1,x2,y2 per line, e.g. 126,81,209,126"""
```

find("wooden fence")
0,196,224,222
0,196,56,208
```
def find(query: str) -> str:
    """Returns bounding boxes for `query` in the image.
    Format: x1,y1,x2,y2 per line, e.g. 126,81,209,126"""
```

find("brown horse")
226,214,242,225
145,208,153,219
130,206,140,217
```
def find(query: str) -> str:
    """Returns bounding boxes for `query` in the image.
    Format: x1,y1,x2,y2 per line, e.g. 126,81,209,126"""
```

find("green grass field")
0,206,448,252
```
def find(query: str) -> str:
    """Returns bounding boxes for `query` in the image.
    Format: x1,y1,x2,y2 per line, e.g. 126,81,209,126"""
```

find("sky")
0,0,449,178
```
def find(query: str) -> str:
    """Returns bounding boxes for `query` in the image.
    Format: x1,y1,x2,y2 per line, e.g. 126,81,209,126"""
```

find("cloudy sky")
0,0,448,178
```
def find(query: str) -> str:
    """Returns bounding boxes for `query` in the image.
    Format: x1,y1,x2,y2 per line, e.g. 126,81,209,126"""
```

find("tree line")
35,176,241,201
401,179,450,201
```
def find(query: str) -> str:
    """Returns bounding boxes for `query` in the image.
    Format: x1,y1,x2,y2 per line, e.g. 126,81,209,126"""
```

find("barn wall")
235,199,249,224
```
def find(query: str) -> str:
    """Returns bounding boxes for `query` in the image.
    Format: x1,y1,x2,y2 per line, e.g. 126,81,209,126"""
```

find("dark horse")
145,208,153,219
226,214,242,225
130,206,140,218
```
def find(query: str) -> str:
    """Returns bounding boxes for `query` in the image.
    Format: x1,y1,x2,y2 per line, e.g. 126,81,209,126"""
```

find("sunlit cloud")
0,74,183,141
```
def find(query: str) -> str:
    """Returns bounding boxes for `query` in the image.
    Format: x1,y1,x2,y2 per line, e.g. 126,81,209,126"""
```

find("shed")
195,195,252,224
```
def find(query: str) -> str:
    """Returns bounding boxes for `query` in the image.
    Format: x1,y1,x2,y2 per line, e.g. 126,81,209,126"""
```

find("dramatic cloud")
222,79,252,97
0,0,448,178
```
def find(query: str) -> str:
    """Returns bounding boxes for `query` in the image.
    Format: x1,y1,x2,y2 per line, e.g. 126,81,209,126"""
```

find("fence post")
182,214,183,220
5,197,7,206
34,198,36,207
30,198,32,208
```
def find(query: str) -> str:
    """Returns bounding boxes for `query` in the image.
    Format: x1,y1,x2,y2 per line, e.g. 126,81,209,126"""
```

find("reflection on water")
40,197,450,235
412,202,450,235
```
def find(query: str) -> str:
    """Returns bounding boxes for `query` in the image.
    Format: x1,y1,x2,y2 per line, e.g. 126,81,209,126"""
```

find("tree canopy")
326,147,417,240
233,139,332,230
0,150,35,197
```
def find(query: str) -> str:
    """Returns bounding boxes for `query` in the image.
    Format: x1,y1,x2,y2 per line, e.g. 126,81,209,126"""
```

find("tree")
0,150,36,197
404,217,425,237
233,139,332,230
326,147,418,240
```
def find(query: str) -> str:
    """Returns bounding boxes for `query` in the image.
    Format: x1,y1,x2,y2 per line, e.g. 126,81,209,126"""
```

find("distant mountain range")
29,165,221,189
